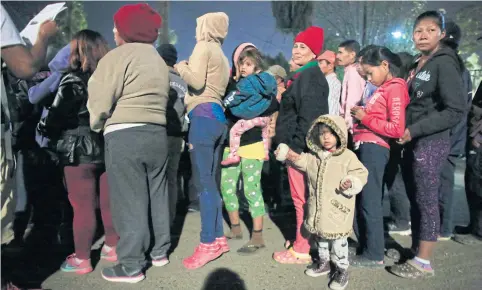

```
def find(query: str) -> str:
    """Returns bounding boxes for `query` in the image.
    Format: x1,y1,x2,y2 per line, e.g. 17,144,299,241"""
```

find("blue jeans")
188,116,227,243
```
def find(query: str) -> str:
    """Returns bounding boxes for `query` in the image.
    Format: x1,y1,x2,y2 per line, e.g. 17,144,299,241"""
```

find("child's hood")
48,43,71,72
230,42,256,80
306,114,348,156
195,12,229,44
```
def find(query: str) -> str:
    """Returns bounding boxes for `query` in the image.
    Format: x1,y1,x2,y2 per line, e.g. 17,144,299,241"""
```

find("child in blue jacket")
221,49,278,166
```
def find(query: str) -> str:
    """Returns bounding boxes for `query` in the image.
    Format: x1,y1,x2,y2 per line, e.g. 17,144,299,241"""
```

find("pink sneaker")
183,242,223,270
101,245,118,262
216,236,230,253
221,155,241,166
60,254,93,274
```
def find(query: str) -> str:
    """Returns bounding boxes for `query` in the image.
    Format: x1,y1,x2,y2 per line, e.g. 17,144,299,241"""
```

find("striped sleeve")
327,74,341,115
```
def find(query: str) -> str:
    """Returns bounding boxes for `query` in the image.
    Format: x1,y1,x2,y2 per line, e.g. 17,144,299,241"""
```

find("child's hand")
275,144,290,162
350,106,366,121
397,128,412,145
340,179,352,191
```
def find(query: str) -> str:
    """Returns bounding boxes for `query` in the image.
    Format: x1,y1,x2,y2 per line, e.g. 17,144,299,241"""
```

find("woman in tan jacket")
276,115,368,290
174,12,231,270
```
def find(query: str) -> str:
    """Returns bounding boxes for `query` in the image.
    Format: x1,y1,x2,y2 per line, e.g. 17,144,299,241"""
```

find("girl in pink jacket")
349,46,410,268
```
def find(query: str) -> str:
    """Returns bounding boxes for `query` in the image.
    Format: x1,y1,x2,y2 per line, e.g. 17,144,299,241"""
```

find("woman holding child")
220,43,279,255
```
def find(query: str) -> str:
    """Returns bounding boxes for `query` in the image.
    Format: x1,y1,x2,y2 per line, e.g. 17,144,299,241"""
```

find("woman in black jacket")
38,30,118,274
272,26,330,266
390,11,466,278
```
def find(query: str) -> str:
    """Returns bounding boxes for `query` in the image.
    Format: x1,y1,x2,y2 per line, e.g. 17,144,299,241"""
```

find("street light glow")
392,31,402,39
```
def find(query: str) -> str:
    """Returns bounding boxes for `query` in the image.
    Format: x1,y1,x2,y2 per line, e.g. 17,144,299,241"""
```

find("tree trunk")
67,2,73,40
361,1,367,47
157,1,169,47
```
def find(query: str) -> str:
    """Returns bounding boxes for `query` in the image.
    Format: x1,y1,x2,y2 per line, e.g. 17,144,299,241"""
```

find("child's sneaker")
151,255,170,267
221,155,241,166
305,260,331,277
216,236,230,253
101,245,118,262
60,254,93,275
183,242,223,270
329,268,349,290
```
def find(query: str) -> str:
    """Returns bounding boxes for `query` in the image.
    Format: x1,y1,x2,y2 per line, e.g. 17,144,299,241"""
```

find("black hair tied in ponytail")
359,46,402,78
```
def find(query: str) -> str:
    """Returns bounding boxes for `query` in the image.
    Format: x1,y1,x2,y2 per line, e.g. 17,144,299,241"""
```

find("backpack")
166,71,188,136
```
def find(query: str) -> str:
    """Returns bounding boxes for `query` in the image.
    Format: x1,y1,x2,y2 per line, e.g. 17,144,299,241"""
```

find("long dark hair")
359,46,402,78
69,29,109,74
396,52,414,80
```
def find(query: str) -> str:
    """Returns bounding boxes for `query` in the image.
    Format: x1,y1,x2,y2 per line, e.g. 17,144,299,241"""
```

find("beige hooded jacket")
176,12,230,114
278,115,368,239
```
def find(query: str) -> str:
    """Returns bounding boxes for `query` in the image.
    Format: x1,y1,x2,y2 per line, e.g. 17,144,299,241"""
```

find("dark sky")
83,1,480,61
85,1,292,60
5,1,479,61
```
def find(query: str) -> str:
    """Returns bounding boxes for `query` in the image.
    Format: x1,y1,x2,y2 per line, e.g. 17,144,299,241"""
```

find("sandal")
225,224,243,240
237,242,266,256
389,259,434,279
273,248,311,264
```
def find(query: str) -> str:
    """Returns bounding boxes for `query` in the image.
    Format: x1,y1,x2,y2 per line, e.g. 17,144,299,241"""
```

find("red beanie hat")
114,3,162,44
294,26,324,56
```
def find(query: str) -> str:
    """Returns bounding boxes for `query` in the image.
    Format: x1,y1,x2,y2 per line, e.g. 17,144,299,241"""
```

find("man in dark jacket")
438,21,473,239
157,44,190,222
454,81,482,245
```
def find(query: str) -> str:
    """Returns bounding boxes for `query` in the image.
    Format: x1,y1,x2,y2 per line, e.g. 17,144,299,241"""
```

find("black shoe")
350,255,385,268
101,264,145,283
187,203,199,213
453,233,482,245
386,222,411,236
329,268,349,290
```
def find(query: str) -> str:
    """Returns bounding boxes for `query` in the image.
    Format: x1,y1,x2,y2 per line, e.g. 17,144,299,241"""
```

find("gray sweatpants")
317,236,349,269
105,124,170,270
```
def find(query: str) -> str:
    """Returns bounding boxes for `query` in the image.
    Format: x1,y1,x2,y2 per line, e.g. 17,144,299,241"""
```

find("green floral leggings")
220,150,266,218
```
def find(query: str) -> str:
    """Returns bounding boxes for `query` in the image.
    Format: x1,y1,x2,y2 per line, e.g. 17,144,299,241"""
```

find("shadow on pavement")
201,268,247,290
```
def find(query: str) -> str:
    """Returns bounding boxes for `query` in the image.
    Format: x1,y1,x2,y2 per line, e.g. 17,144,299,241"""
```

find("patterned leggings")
228,117,270,159
220,150,266,218
412,136,450,242
317,236,349,269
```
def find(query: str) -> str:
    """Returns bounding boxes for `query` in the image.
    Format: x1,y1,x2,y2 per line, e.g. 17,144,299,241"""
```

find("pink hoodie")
339,63,366,132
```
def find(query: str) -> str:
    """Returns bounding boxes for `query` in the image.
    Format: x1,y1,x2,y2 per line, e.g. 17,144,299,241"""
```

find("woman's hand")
397,128,412,145
174,61,188,70
339,179,352,191
350,106,366,121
